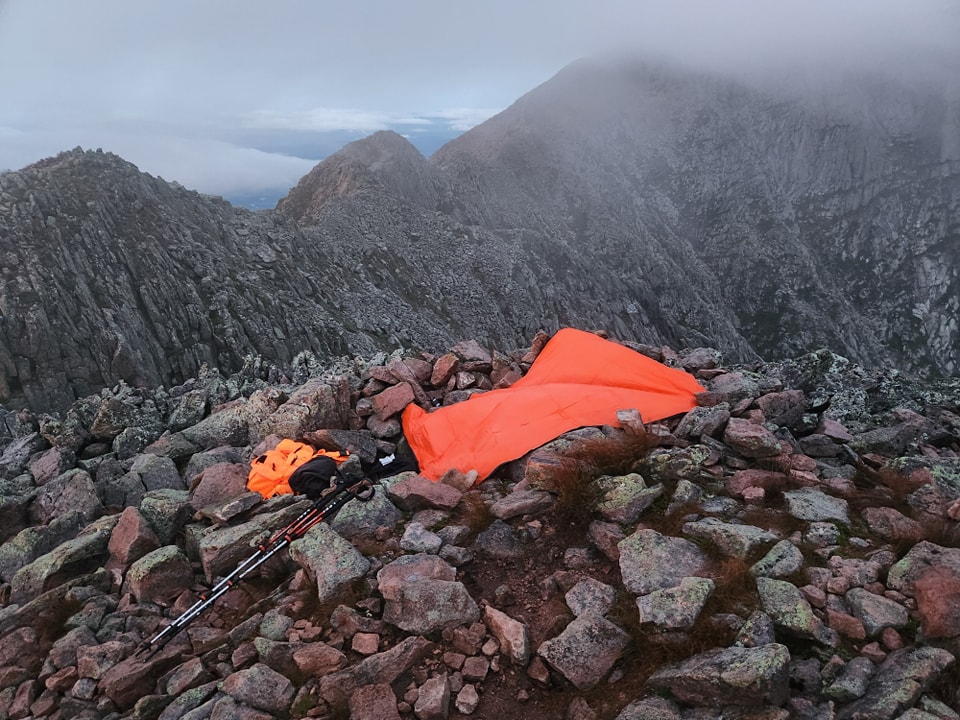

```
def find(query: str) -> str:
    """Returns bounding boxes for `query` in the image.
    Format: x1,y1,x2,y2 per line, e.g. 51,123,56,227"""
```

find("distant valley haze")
1,0,957,207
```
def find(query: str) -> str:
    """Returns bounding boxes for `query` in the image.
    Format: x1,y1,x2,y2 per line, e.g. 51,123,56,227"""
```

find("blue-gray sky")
0,0,956,204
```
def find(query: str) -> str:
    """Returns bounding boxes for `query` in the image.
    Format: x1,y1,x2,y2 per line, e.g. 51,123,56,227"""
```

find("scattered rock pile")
1,331,959,720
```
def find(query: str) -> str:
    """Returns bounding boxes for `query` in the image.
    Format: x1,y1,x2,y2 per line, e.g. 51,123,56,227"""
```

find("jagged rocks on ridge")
0,331,958,719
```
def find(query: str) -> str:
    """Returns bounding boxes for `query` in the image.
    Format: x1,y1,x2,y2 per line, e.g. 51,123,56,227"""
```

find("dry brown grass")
606,578,740,690
640,500,702,537
542,425,670,527
547,455,604,526
706,556,760,617
920,517,960,549
562,425,665,476
847,460,960,551
848,462,919,514
737,506,806,540
457,490,496,534
754,454,795,475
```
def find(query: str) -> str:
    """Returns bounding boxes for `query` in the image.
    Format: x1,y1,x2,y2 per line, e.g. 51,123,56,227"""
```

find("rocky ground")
1,331,960,720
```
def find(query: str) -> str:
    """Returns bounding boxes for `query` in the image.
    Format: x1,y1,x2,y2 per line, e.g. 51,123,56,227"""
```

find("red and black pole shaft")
136,477,374,659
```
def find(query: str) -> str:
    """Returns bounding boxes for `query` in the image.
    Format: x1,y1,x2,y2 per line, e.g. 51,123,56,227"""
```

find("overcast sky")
1,0,956,204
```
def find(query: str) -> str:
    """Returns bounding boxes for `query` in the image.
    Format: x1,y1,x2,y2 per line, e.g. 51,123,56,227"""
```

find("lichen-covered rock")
319,636,435,706
381,578,479,634
125,545,193,604
180,405,250,449
751,540,805,579
139,488,193,545
196,498,308,581
835,647,955,720
30,469,102,525
637,577,715,631
648,644,791,707
537,613,629,690
565,578,616,617
844,588,909,638
287,522,370,603
682,517,778,560
0,510,87,582
614,695,682,720
130,453,184,492
221,662,295,714
9,515,118,604
618,529,709,596
756,577,837,647
782,488,849,524
595,473,664,523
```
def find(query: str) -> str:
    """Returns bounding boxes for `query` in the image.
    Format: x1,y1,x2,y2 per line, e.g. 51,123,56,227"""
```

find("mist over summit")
1,55,958,412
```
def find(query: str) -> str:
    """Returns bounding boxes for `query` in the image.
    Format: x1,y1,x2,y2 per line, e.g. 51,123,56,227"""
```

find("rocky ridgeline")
5,59,960,414
1,332,960,720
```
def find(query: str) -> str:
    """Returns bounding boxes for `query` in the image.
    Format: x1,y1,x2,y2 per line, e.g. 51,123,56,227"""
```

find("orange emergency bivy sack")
247,438,349,498
401,327,705,483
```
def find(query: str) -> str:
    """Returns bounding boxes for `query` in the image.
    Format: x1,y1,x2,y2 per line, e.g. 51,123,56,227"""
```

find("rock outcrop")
0,329,959,719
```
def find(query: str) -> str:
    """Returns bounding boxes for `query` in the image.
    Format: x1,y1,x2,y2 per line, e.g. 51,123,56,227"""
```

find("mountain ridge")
1,57,958,413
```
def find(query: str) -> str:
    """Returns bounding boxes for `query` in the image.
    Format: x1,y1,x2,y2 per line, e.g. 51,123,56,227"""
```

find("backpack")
247,438,349,498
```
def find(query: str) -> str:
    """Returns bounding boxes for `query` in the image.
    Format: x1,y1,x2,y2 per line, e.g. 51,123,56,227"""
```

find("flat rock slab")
618,529,709,596
197,499,311,582
537,613,629,690
682,517,778,559
783,488,849,524
319,636,435,706
10,515,118,604
648,643,791,707
288,523,370,604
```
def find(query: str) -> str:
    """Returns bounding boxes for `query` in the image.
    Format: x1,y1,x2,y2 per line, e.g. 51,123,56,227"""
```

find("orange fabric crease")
402,328,705,482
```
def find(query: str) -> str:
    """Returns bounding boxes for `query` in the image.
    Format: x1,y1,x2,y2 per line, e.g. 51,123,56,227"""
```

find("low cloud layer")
1,0,955,202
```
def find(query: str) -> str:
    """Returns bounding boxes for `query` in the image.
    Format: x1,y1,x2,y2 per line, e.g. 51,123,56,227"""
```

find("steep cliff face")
429,60,960,377
0,149,620,411
2,57,958,413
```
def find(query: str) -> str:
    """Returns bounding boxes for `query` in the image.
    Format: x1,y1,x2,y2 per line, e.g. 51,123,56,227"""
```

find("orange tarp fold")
401,328,705,482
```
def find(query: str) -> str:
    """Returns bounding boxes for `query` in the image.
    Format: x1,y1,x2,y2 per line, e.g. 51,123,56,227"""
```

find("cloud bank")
1,0,955,202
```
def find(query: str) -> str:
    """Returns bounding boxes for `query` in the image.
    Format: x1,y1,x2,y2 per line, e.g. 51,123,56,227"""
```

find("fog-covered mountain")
2,57,958,412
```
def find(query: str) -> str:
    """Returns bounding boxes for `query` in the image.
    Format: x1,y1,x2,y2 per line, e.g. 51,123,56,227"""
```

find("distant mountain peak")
278,129,439,222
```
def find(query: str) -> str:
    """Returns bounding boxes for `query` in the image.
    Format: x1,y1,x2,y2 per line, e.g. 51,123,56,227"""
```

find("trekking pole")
136,476,375,659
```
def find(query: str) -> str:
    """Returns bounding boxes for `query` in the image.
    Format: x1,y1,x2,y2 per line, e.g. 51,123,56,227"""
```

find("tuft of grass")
457,490,495,534
736,506,806,540
640,500,702,537
564,425,665,476
848,462,920,514
754,454,794,475
920,517,960,549
542,425,671,526
608,581,738,689
706,556,760,618
553,455,602,505
848,460,960,551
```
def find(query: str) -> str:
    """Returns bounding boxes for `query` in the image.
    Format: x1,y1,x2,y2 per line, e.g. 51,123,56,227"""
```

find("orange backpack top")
247,438,349,498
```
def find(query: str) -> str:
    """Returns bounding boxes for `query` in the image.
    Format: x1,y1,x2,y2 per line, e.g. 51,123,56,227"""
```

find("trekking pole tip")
134,640,158,661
